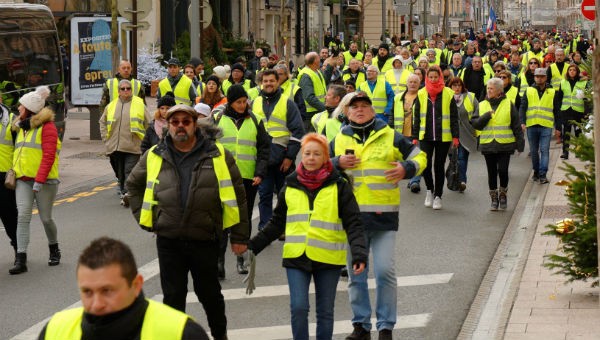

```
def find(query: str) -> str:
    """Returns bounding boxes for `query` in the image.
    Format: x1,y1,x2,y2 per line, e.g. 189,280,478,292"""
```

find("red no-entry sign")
582,0,596,21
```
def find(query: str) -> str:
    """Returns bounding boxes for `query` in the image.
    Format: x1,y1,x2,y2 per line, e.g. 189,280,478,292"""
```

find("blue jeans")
347,230,397,331
286,267,341,340
409,175,421,186
457,144,469,183
258,164,287,229
527,125,552,176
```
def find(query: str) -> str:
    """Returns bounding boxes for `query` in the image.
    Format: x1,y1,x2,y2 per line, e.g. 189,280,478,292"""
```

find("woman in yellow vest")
517,57,541,98
198,75,227,109
470,78,524,211
498,70,521,108
412,66,459,210
10,86,61,274
248,133,367,340
214,85,270,278
557,64,588,160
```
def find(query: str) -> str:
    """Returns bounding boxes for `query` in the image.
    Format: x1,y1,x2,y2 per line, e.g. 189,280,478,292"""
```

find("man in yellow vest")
332,92,427,340
126,105,249,340
99,79,151,207
157,58,197,106
547,48,568,89
39,237,210,340
343,42,364,65
100,60,145,112
342,59,367,89
358,65,395,122
519,68,561,184
274,64,306,119
298,51,327,132
0,103,18,258
372,43,394,73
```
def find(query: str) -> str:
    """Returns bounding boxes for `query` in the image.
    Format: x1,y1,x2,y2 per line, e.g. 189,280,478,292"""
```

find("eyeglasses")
170,119,194,127
119,87,131,91
529,62,539,65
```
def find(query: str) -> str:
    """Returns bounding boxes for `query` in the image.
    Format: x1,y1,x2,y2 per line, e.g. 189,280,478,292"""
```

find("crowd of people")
0,27,593,340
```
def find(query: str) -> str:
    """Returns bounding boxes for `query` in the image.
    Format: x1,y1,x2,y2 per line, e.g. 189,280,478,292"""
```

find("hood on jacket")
12,107,55,132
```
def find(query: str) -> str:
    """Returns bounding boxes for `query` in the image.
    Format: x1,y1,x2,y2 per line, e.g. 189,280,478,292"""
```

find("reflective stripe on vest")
106,97,147,140
343,50,364,65
560,79,586,113
14,125,61,179
159,77,193,106
311,110,328,134
478,99,516,144
506,86,518,105
384,69,409,94
0,113,14,172
372,57,394,73
222,79,251,96
392,92,407,134
140,143,240,229
358,79,387,114
518,73,529,97
342,71,367,89
417,87,454,141
107,78,142,102
252,95,290,144
281,79,300,99
283,185,347,265
525,87,555,128
217,115,258,179
550,63,568,89
44,299,188,340
301,68,327,113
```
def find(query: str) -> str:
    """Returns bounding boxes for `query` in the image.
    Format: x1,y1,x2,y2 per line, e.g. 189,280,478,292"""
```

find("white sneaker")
424,190,434,207
432,196,442,210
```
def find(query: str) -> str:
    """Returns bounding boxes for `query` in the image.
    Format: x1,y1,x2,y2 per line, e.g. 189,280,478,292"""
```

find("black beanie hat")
379,43,390,52
231,63,245,73
206,75,221,87
227,84,248,103
157,92,176,108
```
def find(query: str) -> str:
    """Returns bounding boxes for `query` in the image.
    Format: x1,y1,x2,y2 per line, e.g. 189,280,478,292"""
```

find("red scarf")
425,75,445,101
296,160,333,190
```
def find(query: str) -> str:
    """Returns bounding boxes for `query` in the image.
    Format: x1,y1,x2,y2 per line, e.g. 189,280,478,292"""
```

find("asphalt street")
0,149,533,340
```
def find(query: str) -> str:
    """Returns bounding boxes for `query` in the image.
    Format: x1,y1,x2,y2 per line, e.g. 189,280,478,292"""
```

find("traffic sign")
581,0,595,21
118,0,152,21
188,1,213,29
122,21,150,31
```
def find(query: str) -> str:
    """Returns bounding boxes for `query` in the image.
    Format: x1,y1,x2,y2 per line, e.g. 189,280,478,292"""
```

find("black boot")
489,190,499,211
217,257,225,280
236,256,248,274
9,253,27,275
49,243,61,266
499,187,508,210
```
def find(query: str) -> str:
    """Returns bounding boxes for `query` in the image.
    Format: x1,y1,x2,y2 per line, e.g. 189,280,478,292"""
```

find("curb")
457,146,560,339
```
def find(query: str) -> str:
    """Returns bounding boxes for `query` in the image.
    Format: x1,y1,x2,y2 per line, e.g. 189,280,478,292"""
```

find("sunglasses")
119,87,131,91
170,119,194,127
529,62,539,65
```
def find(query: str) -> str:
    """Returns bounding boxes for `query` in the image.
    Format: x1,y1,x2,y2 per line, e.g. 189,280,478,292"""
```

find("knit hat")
226,84,248,104
212,66,227,80
19,86,50,113
230,63,245,74
194,103,212,117
166,104,199,120
157,92,176,108
206,75,221,87
378,43,390,52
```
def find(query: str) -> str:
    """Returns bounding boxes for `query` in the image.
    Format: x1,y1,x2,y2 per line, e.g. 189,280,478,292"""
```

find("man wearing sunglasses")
100,59,145,112
100,79,152,207
521,38,545,68
126,104,249,340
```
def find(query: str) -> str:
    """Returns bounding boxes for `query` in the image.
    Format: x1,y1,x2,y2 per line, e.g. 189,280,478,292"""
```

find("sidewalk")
503,148,600,339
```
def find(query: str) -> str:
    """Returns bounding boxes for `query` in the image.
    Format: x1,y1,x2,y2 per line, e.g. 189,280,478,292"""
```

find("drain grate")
542,205,572,219
66,152,106,159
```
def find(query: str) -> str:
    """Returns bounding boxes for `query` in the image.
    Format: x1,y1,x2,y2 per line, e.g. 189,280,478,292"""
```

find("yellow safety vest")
281,79,300,100
311,110,329,134
416,87,454,141
159,76,194,106
521,50,544,67
358,80,388,114
505,86,519,105
525,87,555,128
343,50,364,65
342,71,367,89
300,68,326,113
196,82,204,97
222,79,252,96
560,79,587,113
478,99,516,144
283,185,347,265
44,299,188,340
106,97,147,140
549,63,569,89
0,112,14,172
324,118,342,142
252,95,290,144
462,92,475,115
217,114,258,179
106,78,142,102
247,86,261,101
518,73,530,97
13,124,61,180
392,92,409,134
384,69,410,94
334,127,404,212
371,57,394,73
139,143,240,229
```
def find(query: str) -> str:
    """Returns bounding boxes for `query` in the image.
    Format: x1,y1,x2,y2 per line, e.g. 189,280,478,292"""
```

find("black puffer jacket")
248,167,368,271
127,122,249,244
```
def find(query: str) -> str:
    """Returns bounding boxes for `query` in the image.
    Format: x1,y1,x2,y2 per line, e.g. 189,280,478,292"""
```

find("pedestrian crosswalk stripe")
151,273,453,302
226,313,431,340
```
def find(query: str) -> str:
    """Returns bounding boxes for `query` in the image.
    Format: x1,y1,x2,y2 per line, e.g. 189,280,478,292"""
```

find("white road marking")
151,273,454,302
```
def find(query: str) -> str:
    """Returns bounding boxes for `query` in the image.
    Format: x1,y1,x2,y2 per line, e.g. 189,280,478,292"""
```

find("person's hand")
555,129,561,139
521,124,526,132
252,176,262,186
384,162,406,184
353,262,366,275
452,137,460,147
231,243,247,256
33,182,43,193
338,154,360,170
280,158,293,173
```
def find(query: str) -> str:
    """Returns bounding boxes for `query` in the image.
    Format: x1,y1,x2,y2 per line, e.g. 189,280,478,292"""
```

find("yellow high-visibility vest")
106,78,142,102
252,95,290,145
300,68,326,113
478,99,516,144
13,124,61,180
222,79,252,96
106,96,147,140
384,69,410,94
217,114,259,179
525,87,555,128
358,79,388,114
549,63,569,89
0,112,14,172
416,87,454,141
560,79,587,113
159,76,194,106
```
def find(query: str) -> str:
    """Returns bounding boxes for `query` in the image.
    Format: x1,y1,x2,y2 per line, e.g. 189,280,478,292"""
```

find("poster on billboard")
70,15,129,105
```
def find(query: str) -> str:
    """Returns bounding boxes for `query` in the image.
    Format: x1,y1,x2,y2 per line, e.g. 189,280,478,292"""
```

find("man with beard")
372,43,394,73
459,56,492,100
343,42,365,65
126,104,249,340
547,48,569,89
342,59,367,88
157,58,197,106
